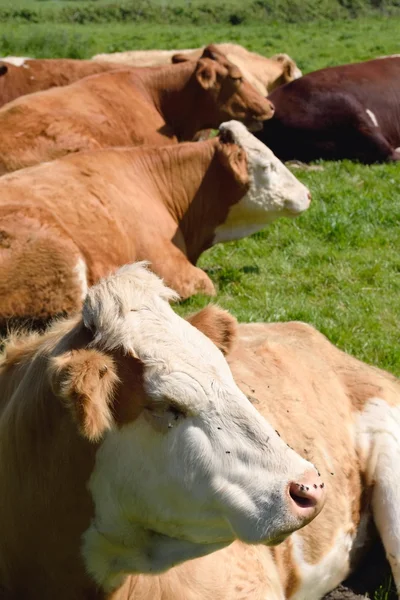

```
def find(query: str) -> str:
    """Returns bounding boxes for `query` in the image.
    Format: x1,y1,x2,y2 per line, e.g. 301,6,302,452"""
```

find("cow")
0,121,310,330
0,57,135,108
93,42,302,96
3,264,400,599
0,262,325,599
258,56,400,163
0,45,273,175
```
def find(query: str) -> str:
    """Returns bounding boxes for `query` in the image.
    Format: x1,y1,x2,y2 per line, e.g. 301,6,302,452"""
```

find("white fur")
213,121,311,244
291,531,354,600
366,109,379,127
81,263,319,590
1,56,30,67
74,257,88,300
376,54,400,59
357,397,400,594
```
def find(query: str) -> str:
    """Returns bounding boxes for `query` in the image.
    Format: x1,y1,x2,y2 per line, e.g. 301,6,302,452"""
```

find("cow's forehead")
220,121,274,159
127,306,231,375
124,306,236,408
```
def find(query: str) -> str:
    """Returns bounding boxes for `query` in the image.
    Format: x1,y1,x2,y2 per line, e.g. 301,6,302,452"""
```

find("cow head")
174,44,274,132
49,264,324,591
268,53,303,91
213,121,311,243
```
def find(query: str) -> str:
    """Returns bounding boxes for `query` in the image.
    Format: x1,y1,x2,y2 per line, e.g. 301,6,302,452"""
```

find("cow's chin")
246,120,264,132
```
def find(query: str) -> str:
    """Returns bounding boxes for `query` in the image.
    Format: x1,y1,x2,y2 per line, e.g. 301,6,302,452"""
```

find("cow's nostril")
289,482,317,509
287,468,326,520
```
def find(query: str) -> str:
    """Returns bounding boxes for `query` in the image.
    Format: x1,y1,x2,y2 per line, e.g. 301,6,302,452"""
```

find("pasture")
1,2,400,598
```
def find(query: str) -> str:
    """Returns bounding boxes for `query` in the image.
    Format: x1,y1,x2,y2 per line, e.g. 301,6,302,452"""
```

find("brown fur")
0,58,129,108
0,46,273,174
1,309,399,598
93,43,301,95
0,135,250,327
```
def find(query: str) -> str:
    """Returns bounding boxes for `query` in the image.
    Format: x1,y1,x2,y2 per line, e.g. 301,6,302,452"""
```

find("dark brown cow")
258,56,400,163
0,58,129,108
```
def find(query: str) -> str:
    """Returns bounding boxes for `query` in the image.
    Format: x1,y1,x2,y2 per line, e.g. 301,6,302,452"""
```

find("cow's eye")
231,76,243,85
145,401,186,432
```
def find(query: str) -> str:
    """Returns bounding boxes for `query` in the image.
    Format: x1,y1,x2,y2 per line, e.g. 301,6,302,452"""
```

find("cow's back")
261,57,400,161
227,321,400,597
0,58,127,108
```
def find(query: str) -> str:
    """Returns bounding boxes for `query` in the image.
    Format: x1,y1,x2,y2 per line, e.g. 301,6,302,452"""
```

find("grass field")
1,2,400,597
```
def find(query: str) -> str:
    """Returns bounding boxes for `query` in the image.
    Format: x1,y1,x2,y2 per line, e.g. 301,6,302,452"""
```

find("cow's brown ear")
196,59,218,89
218,137,249,187
49,349,119,442
201,44,224,62
172,53,190,64
187,306,237,355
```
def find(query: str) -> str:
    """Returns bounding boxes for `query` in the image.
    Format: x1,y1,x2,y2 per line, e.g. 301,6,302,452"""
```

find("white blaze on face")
80,264,318,589
213,121,311,244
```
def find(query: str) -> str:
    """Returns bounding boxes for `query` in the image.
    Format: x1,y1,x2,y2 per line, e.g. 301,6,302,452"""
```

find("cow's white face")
213,120,311,243
81,264,324,591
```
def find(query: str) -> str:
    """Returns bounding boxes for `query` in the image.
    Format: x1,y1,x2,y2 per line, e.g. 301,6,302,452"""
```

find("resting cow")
0,121,310,327
0,45,273,175
3,264,400,599
258,56,400,163
0,263,325,599
93,42,302,96
0,57,129,108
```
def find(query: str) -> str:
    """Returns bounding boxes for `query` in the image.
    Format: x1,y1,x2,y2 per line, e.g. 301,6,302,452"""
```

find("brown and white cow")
0,263,325,599
0,45,273,175
0,121,310,328
0,57,135,108
258,56,400,163
2,263,400,599
93,42,302,96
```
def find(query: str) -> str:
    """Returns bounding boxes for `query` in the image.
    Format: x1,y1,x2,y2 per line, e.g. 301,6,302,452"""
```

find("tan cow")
93,42,302,96
2,263,400,599
0,262,325,599
0,121,310,327
0,57,134,108
0,46,273,175
120,313,400,600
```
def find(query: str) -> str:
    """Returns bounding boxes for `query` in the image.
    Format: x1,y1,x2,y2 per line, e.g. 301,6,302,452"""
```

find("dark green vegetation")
1,0,400,26
1,6,399,595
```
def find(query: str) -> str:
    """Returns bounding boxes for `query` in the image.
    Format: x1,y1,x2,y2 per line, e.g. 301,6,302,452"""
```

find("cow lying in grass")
0,263,325,599
0,121,310,328
258,56,400,163
0,45,273,175
2,262,400,599
0,57,128,108
93,42,302,96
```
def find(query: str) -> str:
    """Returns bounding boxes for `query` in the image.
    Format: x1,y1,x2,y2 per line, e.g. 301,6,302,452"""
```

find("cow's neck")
135,62,208,141
138,139,247,263
0,325,101,599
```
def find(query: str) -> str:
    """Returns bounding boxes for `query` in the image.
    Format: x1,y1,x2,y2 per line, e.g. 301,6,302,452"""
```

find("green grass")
1,5,400,598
